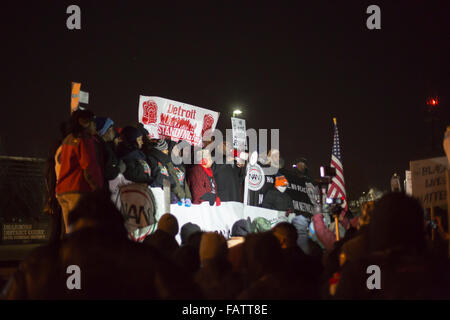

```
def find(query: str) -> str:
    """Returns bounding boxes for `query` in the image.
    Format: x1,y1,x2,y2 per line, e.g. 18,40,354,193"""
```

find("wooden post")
335,215,340,241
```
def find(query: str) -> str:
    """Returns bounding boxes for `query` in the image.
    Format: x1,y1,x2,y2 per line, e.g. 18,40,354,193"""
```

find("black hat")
136,123,150,137
121,126,142,143
231,218,251,237
180,222,201,244
293,157,308,166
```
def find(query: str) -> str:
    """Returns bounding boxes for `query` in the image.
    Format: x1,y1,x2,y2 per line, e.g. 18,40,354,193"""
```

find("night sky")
1,1,449,200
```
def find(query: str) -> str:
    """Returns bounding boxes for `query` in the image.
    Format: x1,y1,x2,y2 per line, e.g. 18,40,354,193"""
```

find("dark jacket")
261,188,293,212
102,140,123,181
146,149,191,202
146,149,176,188
212,158,245,202
248,162,277,207
117,143,152,184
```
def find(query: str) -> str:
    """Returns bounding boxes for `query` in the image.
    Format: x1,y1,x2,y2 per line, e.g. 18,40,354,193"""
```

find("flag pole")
332,117,340,241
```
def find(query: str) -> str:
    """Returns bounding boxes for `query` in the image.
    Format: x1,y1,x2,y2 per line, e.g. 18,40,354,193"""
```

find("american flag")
327,118,347,211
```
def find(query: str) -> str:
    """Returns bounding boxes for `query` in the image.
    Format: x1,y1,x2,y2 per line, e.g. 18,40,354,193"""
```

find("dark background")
1,1,449,200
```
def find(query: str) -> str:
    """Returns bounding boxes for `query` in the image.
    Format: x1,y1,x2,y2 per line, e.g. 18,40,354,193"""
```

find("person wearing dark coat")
94,117,126,182
143,213,180,257
334,193,450,300
186,150,221,206
167,141,192,206
272,222,323,299
212,142,245,202
261,175,294,212
116,126,152,184
145,140,192,206
146,139,175,187
195,232,243,299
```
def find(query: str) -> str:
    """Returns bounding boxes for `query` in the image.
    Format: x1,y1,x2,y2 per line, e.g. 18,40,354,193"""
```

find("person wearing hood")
94,117,126,182
116,126,152,184
261,175,294,212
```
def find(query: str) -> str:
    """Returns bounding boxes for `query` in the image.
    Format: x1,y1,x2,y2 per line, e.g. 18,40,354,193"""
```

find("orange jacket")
55,133,103,194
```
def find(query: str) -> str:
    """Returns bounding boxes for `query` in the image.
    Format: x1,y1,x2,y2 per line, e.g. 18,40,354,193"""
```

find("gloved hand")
200,193,216,206
185,198,192,207
178,198,185,206
215,197,221,206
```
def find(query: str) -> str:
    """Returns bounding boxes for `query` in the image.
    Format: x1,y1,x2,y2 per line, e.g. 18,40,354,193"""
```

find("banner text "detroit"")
167,104,197,119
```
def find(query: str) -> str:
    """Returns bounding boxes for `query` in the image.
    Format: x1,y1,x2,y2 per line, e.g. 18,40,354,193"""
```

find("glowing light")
232,109,242,117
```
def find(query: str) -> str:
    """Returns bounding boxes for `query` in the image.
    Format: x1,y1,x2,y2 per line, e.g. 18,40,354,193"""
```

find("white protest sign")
405,170,412,196
231,117,247,150
410,156,449,209
79,90,89,104
138,96,220,146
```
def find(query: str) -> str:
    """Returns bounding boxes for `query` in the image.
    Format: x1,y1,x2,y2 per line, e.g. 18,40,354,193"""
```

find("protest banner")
138,96,220,146
280,169,320,217
231,117,247,150
410,156,449,209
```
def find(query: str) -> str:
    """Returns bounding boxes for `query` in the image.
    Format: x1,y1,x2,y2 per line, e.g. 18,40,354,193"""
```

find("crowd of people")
1,108,450,299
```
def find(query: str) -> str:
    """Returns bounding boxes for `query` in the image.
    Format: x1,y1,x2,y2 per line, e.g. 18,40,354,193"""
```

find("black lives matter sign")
410,156,449,209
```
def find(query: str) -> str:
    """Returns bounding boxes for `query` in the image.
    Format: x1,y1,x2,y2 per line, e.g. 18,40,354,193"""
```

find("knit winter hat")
136,122,150,138
199,232,228,262
94,117,114,136
121,126,142,143
157,213,179,237
275,175,288,187
155,139,168,151
250,217,272,233
180,222,201,244
231,218,251,237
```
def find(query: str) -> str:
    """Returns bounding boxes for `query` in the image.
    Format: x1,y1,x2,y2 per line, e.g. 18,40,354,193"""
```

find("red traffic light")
427,98,439,106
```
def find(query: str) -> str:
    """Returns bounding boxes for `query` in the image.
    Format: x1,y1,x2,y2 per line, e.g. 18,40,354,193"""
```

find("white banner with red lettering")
138,96,220,146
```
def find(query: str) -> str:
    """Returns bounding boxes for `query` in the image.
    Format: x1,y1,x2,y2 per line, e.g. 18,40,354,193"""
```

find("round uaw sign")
117,183,156,234
247,164,265,191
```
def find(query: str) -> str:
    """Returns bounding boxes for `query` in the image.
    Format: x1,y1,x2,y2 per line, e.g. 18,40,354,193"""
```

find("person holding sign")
212,141,246,202
261,175,294,212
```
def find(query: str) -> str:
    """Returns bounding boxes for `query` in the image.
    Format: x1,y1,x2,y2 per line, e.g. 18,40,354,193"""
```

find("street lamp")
232,109,242,118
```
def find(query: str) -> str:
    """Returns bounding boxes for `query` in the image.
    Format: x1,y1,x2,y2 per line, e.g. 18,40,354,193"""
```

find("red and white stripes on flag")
327,118,347,212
